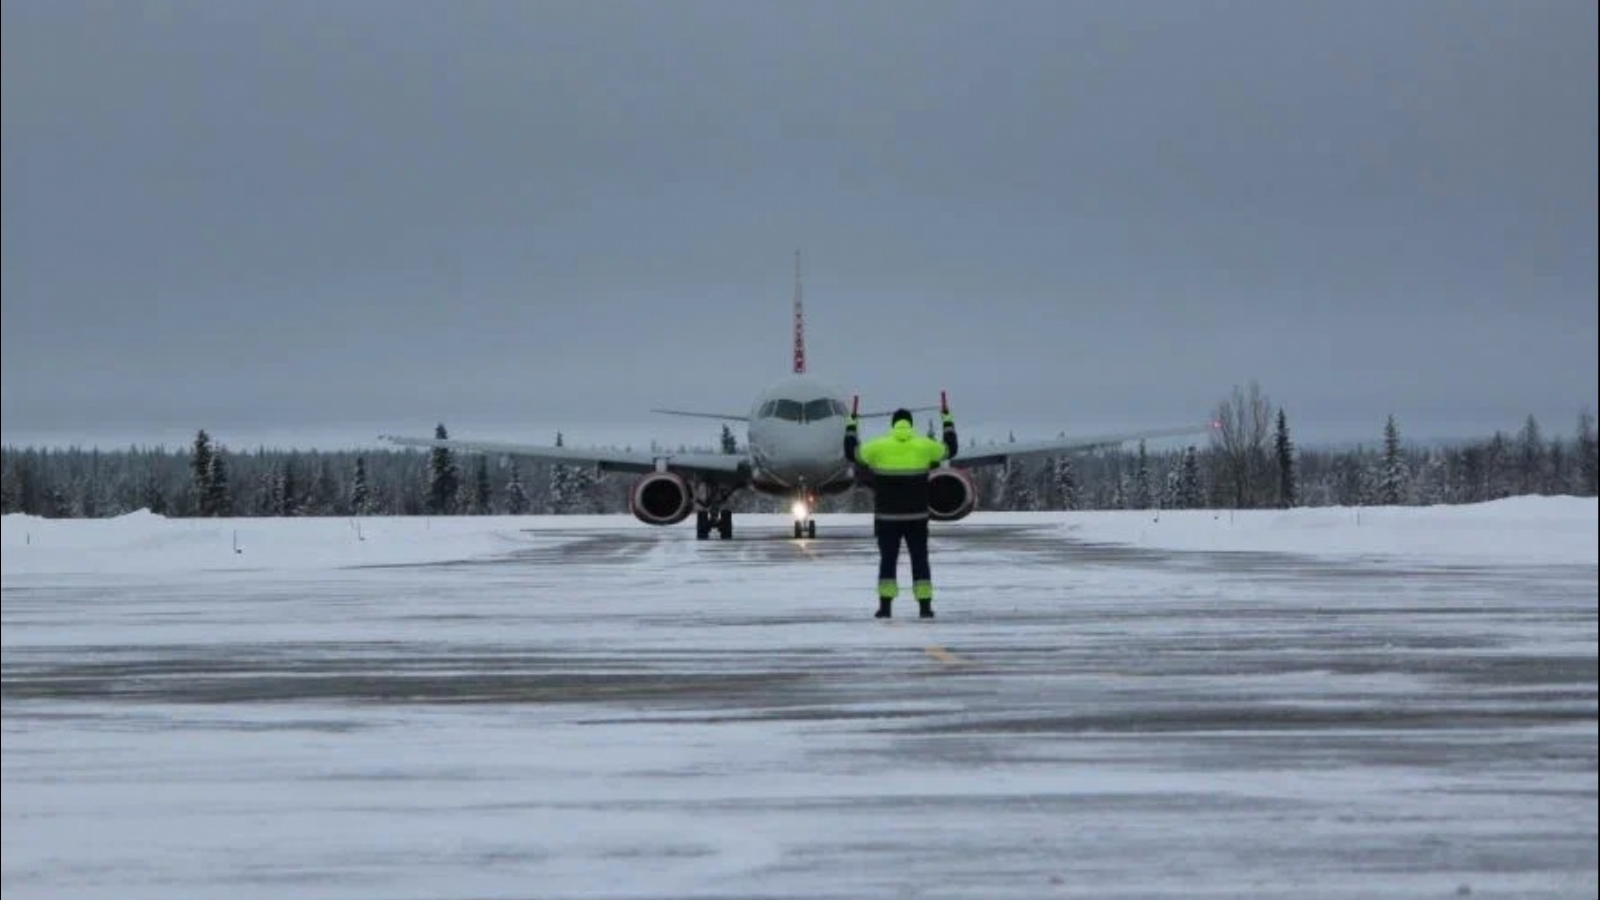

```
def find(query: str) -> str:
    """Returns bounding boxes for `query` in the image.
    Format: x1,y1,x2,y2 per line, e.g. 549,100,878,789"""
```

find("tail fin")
792,249,806,374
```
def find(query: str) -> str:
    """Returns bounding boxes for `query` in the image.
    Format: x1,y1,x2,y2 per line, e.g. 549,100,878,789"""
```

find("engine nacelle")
928,468,978,522
629,472,693,526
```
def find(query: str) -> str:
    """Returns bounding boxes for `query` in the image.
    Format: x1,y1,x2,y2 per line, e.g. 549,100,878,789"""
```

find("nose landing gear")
791,494,818,539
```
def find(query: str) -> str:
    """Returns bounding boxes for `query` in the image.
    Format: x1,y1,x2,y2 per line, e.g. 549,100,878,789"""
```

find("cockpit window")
758,396,846,423
804,398,838,421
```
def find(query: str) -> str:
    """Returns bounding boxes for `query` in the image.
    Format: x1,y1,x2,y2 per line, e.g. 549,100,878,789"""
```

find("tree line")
3,393,1595,519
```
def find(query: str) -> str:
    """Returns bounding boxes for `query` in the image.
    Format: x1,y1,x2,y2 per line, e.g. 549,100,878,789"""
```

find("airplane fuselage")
744,374,856,498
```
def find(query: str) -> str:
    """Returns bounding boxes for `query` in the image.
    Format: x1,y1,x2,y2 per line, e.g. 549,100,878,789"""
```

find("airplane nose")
761,430,844,485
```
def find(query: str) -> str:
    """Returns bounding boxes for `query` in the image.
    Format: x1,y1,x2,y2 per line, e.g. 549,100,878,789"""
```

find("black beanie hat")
891,408,913,425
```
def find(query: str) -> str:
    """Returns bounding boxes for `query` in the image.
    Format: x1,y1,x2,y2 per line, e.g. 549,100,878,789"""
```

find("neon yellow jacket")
846,419,957,520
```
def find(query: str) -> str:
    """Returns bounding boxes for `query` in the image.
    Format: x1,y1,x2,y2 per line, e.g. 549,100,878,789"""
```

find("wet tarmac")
3,521,1596,899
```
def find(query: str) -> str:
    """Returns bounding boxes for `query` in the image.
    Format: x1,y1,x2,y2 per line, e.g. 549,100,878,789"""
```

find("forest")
4,386,1596,519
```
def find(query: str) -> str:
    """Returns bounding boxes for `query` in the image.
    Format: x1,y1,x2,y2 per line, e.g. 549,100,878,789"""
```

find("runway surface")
3,521,1596,899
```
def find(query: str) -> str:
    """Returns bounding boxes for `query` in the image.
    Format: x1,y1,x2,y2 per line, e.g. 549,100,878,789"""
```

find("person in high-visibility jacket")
844,406,959,618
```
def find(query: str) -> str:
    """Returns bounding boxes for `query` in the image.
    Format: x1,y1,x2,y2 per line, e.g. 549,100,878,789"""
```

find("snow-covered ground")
3,499,1596,899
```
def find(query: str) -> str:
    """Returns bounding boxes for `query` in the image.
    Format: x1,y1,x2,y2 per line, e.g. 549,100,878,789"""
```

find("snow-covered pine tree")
1577,411,1598,497
1484,431,1513,499
548,432,572,513
994,459,1014,510
1331,451,1364,506
426,424,460,515
1545,441,1569,495
571,464,602,514
505,460,530,515
70,451,105,518
205,452,232,517
1416,451,1448,505
191,430,215,517
1129,441,1153,510
277,463,300,517
142,471,169,516
349,457,371,515
0,465,15,515
1274,408,1297,508
546,432,603,514
1051,455,1079,511
253,469,277,516
1178,446,1204,509
308,459,340,515
1378,415,1407,505
1010,459,1037,511
472,457,492,515
1515,416,1547,496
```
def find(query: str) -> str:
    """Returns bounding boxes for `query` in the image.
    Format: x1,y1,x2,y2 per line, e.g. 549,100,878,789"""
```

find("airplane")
382,254,1205,540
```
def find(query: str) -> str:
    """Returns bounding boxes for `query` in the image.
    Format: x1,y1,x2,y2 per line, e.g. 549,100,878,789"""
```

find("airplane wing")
953,425,1212,469
378,435,748,480
860,404,940,419
649,404,940,421
649,409,750,422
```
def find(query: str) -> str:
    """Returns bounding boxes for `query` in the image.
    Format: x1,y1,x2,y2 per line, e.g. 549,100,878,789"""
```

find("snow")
3,500,1597,899
5,497,1593,577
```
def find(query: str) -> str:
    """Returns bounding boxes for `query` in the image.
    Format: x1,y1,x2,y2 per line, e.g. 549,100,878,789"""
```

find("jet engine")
928,468,978,522
629,472,694,526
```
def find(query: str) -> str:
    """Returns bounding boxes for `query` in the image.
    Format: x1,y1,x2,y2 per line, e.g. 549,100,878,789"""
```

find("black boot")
875,598,892,619
918,599,935,619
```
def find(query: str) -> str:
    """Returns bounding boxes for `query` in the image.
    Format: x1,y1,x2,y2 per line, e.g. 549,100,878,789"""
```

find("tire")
695,510,711,541
717,509,733,540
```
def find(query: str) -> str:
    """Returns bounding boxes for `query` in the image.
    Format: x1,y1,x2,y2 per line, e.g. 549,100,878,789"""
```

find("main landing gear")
694,482,738,541
792,518,816,540
696,509,733,541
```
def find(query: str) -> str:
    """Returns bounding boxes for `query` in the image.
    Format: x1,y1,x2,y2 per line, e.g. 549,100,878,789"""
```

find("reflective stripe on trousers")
875,519,931,598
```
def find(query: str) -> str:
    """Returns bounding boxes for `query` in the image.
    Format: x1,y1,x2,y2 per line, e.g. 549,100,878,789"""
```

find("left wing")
860,404,939,420
379,434,748,480
953,425,1211,469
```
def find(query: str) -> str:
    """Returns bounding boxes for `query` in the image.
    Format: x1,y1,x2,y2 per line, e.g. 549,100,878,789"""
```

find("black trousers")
876,518,931,587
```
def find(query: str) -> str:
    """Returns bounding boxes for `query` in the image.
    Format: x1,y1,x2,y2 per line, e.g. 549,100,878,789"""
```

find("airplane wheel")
793,521,803,539
806,519,816,539
695,510,711,541
717,509,733,540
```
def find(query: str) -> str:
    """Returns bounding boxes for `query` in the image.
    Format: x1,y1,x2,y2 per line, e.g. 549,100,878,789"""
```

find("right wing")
379,434,748,481
649,409,751,422
954,425,1212,469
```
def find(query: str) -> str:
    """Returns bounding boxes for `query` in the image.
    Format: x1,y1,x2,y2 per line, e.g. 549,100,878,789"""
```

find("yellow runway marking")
924,645,968,665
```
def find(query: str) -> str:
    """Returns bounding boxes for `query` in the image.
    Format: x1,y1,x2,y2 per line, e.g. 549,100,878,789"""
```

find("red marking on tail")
792,251,806,374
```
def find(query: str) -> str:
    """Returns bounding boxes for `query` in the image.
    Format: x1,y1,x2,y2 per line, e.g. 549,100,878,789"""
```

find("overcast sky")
3,0,1595,450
